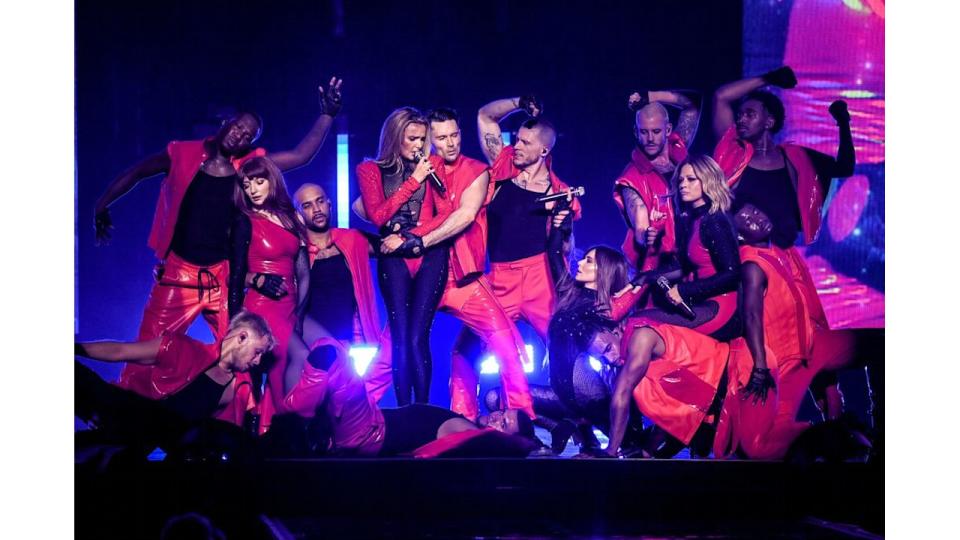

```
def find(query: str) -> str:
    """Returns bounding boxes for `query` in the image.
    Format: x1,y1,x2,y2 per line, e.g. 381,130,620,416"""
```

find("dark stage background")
76,0,743,407
76,1,883,413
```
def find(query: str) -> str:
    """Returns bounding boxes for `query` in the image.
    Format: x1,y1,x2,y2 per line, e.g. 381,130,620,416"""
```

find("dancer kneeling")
488,194,649,455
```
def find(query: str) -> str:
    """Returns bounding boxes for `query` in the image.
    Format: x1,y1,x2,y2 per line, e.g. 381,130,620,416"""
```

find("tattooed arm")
649,89,702,148
620,187,649,245
477,97,523,165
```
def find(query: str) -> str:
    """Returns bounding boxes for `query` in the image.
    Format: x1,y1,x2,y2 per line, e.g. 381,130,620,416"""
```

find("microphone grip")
656,276,697,320
675,299,697,320
536,192,569,204
535,186,584,204
413,150,446,193
427,172,446,193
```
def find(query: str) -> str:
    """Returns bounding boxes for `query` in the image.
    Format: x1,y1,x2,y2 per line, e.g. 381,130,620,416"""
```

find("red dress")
243,214,301,432
623,208,741,342
681,219,739,336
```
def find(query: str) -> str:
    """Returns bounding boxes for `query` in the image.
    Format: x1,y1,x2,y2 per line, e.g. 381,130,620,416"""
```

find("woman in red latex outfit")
229,157,310,432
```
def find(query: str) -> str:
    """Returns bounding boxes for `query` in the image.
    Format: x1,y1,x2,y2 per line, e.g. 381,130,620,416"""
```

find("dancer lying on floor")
276,317,540,457
75,310,275,457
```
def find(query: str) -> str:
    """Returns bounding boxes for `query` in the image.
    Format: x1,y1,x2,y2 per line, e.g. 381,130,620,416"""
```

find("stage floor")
77,456,883,539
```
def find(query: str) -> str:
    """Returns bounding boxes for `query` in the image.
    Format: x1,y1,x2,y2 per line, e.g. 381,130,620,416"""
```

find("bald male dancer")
614,89,701,274
294,183,394,403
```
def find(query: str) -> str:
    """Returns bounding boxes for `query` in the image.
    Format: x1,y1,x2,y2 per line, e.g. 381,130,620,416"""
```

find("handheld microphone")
656,276,697,320
413,151,446,194
535,186,585,204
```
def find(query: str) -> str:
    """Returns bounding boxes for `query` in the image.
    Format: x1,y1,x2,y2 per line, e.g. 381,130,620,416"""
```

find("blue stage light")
349,345,378,376
479,356,500,375
588,356,603,372
480,344,535,375
594,429,609,448
337,133,349,229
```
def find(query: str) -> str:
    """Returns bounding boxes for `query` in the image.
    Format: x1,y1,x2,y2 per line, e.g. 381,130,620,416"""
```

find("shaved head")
295,183,332,231
521,118,557,151
636,102,669,125
294,183,327,203
634,102,672,159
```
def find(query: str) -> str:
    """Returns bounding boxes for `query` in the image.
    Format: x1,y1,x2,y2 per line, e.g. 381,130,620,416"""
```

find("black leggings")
377,246,449,405
75,362,193,452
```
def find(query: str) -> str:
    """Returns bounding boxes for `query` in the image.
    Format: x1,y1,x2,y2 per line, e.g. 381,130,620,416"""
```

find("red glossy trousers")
724,329,857,459
281,338,386,456
120,252,230,395
449,253,554,420
443,275,534,420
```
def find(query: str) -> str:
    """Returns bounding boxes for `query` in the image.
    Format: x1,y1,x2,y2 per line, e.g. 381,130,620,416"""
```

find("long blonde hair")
672,154,733,214
374,107,430,167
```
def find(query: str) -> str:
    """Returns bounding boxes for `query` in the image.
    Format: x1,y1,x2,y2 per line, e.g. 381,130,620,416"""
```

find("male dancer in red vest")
711,66,854,329
94,79,343,338
380,107,534,421
716,203,877,459
93,79,343,396
75,310,275,452
448,95,582,373
613,89,700,272
279,328,537,457
294,183,395,403
711,66,856,418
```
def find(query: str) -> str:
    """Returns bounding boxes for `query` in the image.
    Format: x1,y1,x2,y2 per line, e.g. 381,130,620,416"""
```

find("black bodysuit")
307,254,357,342
375,160,449,406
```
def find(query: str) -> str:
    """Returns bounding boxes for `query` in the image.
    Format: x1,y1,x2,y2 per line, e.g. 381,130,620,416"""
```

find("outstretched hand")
829,99,850,125
319,76,343,117
518,94,543,117
627,91,650,112
94,208,113,246
761,66,797,89
741,367,776,405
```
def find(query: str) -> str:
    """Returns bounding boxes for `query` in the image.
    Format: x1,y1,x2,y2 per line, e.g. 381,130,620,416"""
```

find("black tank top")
732,166,801,249
163,373,229,422
486,180,551,263
169,170,239,265
306,254,358,342
379,160,426,232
